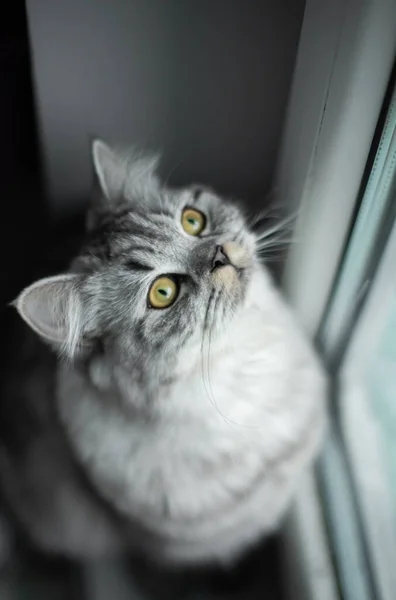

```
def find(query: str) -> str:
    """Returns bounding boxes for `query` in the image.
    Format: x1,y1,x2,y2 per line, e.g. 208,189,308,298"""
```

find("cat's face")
15,141,259,385
77,185,256,373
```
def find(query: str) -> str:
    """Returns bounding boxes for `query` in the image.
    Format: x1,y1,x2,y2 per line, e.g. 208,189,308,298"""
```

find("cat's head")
14,141,261,386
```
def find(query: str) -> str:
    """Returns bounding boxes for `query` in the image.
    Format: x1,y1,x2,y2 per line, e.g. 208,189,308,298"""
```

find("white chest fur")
57,270,326,563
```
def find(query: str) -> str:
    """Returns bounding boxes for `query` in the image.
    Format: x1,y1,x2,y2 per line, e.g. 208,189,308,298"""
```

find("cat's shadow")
124,534,283,599
7,533,283,600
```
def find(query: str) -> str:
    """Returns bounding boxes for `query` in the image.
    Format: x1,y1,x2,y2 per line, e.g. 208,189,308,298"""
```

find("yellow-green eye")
181,207,206,236
148,276,179,309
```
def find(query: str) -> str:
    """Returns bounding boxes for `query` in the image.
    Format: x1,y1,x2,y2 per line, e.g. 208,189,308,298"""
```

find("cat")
0,140,326,566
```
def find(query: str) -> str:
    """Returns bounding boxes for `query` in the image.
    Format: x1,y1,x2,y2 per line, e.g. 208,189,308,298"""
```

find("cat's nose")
212,245,230,271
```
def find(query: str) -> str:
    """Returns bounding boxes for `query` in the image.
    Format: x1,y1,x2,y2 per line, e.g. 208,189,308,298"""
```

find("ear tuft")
14,275,83,358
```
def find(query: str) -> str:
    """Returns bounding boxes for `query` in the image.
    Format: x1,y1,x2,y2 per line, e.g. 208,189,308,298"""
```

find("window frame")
277,0,396,599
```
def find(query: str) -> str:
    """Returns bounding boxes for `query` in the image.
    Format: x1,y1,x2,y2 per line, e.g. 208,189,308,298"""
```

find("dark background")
0,2,85,308
0,3,45,305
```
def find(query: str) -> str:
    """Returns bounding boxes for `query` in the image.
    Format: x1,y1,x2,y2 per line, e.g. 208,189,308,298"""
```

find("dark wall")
0,3,45,303
0,4,38,181
26,0,305,215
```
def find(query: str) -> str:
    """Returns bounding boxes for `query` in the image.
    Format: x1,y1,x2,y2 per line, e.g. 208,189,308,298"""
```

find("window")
278,1,396,598
319,80,396,600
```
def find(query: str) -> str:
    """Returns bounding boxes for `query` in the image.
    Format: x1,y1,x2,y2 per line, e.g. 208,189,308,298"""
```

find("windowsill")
280,466,339,600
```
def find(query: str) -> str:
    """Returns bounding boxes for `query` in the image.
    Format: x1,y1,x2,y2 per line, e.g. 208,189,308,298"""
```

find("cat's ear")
92,139,126,202
91,138,161,204
14,275,84,357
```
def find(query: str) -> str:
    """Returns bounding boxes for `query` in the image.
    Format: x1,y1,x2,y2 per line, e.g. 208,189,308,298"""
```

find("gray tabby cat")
0,141,326,565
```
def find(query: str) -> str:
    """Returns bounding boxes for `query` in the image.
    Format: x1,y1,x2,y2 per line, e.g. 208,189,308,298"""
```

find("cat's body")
0,142,326,565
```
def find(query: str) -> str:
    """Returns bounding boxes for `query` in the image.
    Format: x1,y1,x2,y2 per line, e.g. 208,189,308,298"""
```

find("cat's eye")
148,276,179,309
181,207,206,236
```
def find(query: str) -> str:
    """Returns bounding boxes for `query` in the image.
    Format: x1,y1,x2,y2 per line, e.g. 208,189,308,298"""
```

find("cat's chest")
59,365,281,522
57,307,312,522
80,410,261,520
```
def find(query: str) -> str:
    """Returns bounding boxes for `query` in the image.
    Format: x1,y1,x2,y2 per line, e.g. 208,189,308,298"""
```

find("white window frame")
339,220,396,600
277,0,396,599
278,0,396,337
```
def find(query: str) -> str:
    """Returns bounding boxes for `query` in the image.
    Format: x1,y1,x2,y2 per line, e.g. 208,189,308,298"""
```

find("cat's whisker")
247,206,277,228
256,236,296,249
254,214,297,241
258,255,286,264
255,234,296,249
200,291,230,427
257,246,292,263
255,241,293,256
201,292,238,429
201,293,263,432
